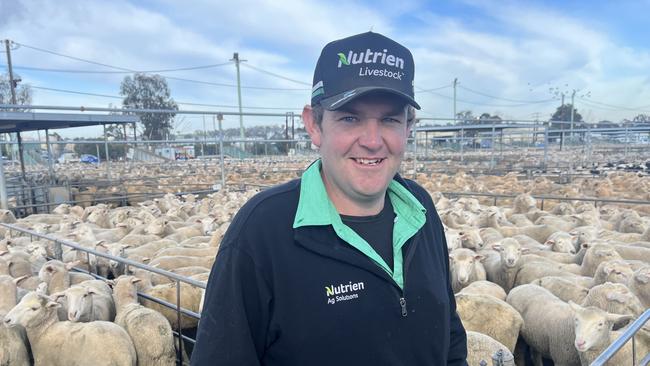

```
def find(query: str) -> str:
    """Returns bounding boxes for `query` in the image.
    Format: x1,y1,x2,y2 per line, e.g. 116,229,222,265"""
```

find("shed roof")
0,111,138,133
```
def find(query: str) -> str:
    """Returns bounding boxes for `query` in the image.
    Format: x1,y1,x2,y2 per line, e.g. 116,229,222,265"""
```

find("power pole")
570,89,576,144
4,40,17,106
453,78,458,123
230,52,246,141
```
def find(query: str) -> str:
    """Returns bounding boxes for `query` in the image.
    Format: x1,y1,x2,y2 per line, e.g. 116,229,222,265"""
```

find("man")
191,31,467,366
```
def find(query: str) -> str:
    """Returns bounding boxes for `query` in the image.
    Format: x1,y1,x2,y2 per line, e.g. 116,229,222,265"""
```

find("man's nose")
358,120,382,150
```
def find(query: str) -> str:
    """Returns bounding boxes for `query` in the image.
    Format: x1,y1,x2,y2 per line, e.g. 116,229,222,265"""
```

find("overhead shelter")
0,111,139,209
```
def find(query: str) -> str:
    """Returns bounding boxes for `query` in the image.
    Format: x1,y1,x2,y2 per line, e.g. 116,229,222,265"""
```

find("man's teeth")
355,158,382,165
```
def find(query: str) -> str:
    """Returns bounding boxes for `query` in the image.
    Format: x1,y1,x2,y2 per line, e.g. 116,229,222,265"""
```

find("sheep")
455,292,523,352
53,280,115,322
0,275,30,366
119,234,163,247
536,215,579,233
482,238,527,292
3,291,137,366
38,260,94,294
111,276,176,366
569,301,647,366
466,331,514,366
581,282,646,317
514,259,591,288
533,276,590,304
506,284,581,366
135,271,204,330
444,227,462,251
591,259,634,286
580,243,623,277
458,280,507,301
613,244,650,263
545,231,577,254
628,266,650,308
448,248,486,293
154,245,218,258
0,251,33,278
479,227,504,246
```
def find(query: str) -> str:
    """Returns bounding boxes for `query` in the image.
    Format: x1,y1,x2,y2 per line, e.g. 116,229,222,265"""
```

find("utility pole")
230,52,246,142
4,40,17,107
570,89,576,145
453,78,458,123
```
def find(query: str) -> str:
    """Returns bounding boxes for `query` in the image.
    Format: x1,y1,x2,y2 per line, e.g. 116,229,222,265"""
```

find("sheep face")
450,250,483,285
3,292,59,329
64,285,99,322
570,302,632,353
493,239,523,268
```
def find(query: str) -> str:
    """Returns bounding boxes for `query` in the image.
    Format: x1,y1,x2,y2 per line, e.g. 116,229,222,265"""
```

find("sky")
1,0,650,138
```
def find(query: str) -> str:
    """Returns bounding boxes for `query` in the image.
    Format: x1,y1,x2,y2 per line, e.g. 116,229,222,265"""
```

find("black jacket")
191,176,467,365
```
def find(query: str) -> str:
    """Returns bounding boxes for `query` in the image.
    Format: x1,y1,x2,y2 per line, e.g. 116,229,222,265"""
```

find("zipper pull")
399,297,407,317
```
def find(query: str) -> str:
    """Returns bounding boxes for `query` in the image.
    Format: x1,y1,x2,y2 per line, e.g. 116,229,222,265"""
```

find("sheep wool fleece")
192,160,468,366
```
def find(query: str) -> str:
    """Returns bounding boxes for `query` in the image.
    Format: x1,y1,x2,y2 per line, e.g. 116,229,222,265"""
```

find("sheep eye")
31,307,39,311
598,322,603,326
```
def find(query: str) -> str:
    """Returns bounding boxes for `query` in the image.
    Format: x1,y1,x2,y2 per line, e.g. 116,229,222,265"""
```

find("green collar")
293,160,426,289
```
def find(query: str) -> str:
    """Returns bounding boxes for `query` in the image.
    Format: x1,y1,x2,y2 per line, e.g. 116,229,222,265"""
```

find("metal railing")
0,222,206,364
441,191,650,210
590,309,650,366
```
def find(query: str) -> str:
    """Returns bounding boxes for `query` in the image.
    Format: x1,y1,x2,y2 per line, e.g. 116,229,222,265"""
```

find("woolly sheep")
38,260,94,294
544,231,576,254
112,276,176,366
3,291,137,366
569,302,646,366
483,238,527,291
628,265,650,308
506,284,581,366
591,259,634,286
455,293,523,352
581,282,646,317
53,280,115,322
0,275,29,366
448,248,486,293
580,244,623,277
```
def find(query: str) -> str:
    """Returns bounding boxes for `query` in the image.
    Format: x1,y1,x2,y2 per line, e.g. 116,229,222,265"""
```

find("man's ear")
303,105,321,148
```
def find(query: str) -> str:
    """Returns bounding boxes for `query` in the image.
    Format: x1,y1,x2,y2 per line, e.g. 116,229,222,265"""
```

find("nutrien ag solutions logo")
337,49,405,80
325,281,365,305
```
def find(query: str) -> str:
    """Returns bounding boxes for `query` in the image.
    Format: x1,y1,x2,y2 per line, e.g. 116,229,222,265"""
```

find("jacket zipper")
399,297,407,317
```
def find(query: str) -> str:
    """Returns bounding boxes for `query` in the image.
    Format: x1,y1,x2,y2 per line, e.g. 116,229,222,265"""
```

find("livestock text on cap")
311,31,420,111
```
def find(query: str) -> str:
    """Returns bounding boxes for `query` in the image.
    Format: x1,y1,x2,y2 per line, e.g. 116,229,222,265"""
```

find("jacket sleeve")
190,245,272,366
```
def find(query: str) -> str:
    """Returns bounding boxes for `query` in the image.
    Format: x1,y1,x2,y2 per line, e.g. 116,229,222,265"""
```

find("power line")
241,63,311,86
32,85,303,110
577,96,650,113
458,85,555,104
415,84,452,93
10,42,310,91
6,62,233,74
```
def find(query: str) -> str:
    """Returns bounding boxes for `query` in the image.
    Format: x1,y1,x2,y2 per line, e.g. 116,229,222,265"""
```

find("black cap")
311,32,420,111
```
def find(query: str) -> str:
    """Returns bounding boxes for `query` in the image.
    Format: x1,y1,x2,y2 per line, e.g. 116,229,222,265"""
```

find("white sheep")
448,248,486,293
506,284,581,366
533,276,590,304
580,243,623,277
112,275,176,366
591,259,634,286
628,265,650,308
569,301,647,366
581,282,646,317
3,291,137,366
483,238,528,292
53,279,116,322
38,260,95,294
0,275,30,366
455,292,523,352
544,231,577,254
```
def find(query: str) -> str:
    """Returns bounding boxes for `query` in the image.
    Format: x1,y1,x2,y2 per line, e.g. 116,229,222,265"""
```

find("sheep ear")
46,301,61,309
130,278,142,284
44,264,56,273
544,240,555,246
51,292,66,301
492,244,502,252
87,288,99,295
0,250,8,256
474,254,485,262
608,313,633,330
95,241,107,248
13,275,29,285
520,248,530,254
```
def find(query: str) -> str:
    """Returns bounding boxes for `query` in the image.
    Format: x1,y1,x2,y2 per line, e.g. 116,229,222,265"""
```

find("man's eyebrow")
335,105,406,116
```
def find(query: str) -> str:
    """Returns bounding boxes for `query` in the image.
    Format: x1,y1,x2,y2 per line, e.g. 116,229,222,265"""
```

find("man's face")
304,94,411,214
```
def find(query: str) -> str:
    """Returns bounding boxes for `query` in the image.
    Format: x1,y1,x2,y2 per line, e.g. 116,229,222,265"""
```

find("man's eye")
340,116,358,122
383,117,402,123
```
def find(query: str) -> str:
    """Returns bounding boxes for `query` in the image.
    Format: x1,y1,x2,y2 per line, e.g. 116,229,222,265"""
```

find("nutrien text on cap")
311,31,420,111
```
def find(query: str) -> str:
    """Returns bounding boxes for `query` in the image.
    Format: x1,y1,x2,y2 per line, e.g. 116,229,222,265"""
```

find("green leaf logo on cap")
337,53,350,66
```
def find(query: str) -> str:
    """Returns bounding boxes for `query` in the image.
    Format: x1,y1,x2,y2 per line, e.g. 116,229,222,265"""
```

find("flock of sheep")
0,163,649,365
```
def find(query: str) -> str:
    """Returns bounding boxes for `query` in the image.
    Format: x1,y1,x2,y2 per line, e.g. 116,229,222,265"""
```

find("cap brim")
319,87,421,111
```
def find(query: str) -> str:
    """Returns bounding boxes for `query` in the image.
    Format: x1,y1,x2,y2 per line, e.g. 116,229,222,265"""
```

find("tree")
0,73,32,106
120,73,178,140
632,114,650,125
550,103,583,130
478,113,502,125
